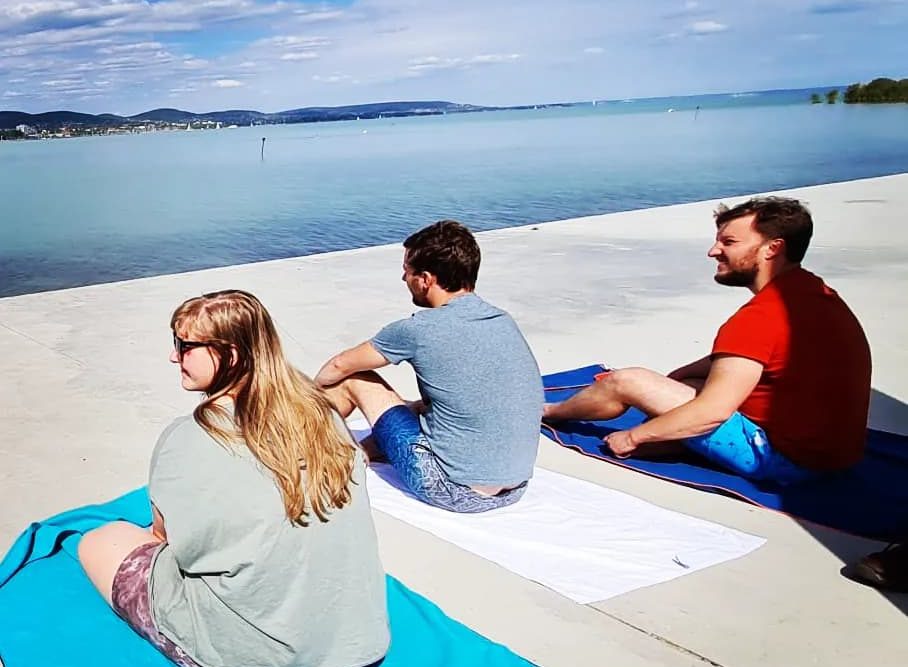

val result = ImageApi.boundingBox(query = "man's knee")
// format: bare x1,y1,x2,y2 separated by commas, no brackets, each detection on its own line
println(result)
340,372,406,424
599,367,655,397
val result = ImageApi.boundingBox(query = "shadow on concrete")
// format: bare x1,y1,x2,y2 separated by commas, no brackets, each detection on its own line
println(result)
795,388,908,616
868,388,908,437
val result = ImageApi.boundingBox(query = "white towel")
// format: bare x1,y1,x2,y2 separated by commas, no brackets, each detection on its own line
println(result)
354,421,765,603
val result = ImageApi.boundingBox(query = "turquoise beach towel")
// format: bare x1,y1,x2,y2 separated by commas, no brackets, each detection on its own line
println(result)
0,489,533,667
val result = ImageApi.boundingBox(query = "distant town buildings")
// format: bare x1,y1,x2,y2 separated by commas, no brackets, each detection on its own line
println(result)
0,119,242,140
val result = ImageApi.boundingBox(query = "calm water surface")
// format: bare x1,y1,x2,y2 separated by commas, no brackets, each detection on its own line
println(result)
2,99,907,296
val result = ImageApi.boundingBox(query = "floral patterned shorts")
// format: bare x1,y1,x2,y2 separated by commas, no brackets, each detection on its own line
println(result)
111,542,199,667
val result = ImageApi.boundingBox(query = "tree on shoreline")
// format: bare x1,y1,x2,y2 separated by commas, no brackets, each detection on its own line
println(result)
810,93,822,104
826,89,839,104
844,78,908,103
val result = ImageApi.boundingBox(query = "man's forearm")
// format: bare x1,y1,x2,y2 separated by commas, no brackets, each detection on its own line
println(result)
314,355,350,387
315,340,390,388
630,400,729,444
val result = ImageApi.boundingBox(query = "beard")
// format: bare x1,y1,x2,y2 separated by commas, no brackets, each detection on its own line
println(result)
410,288,431,307
714,264,758,287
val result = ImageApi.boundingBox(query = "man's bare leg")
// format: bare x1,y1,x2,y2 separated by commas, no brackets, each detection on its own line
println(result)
321,371,407,460
543,367,698,421
543,368,701,458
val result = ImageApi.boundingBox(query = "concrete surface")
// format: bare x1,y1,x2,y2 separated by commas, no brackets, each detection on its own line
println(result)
2,174,907,666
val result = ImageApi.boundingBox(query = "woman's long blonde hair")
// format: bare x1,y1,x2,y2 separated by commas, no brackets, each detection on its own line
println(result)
171,290,354,524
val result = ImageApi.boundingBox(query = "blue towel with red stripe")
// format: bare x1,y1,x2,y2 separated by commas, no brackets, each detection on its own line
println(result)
542,364,908,541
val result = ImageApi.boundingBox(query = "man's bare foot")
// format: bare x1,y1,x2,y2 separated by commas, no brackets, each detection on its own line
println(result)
542,402,563,421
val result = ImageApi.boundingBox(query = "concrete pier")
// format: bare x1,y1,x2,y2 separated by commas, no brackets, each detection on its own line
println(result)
2,174,907,666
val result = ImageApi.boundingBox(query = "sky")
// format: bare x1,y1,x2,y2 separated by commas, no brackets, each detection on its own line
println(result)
1,0,906,115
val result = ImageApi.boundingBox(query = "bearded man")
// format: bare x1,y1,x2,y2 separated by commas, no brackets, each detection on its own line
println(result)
544,197,871,483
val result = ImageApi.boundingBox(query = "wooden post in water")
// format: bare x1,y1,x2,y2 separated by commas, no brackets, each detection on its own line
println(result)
261,137,266,160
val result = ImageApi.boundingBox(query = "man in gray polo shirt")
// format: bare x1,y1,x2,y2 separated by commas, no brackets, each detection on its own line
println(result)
315,220,543,513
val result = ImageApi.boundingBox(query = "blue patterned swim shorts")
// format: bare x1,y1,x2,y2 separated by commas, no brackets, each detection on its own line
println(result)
371,405,527,513
685,412,817,485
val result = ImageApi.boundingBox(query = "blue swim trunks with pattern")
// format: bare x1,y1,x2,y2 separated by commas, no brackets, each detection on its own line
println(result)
371,405,526,513
685,412,817,485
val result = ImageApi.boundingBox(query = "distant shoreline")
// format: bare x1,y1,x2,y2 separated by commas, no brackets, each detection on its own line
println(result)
0,85,843,141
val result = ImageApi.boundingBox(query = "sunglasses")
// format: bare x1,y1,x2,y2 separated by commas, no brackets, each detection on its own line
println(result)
173,333,210,360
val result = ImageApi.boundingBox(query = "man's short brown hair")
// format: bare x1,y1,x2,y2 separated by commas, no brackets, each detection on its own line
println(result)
403,220,480,291
715,196,814,263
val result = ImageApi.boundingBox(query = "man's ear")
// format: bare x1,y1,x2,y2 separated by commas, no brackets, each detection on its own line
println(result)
421,271,438,289
229,345,239,367
764,237,785,260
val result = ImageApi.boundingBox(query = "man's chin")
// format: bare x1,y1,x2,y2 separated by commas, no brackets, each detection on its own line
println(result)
714,271,753,287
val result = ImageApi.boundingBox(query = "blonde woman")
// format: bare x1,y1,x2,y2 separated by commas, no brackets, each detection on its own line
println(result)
78,290,389,667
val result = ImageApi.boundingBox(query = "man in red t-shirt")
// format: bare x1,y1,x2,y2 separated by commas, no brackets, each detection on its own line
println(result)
544,197,872,483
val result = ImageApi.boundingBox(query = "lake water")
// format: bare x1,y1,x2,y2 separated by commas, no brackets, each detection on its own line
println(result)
2,94,908,297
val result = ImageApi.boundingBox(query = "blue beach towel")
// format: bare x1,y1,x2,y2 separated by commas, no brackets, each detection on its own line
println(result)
542,365,908,541
0,489,533,667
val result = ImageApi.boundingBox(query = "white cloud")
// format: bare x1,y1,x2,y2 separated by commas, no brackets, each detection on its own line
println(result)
312,73,352,83
182,58,208,70
688,20,728,34
663,0,710,19
583,46,604,54
97,41,163,55
470,53,520,64
407,52,521,73
42,78,83,87
259,35,330,49
293,9,345,23
212,79,243,88
281,51,319,61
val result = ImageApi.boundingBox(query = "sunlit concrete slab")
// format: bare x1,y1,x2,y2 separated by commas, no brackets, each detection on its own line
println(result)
2,174,907,666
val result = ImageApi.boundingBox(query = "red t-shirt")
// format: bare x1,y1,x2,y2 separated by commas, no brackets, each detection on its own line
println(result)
711,267,871,471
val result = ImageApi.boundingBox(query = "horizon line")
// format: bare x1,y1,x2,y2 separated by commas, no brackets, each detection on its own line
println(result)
1,83,846,118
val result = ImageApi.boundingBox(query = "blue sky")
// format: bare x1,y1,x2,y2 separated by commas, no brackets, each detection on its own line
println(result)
1,0,906,115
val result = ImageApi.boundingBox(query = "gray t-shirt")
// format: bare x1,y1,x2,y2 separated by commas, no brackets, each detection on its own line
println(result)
371,293,543,487
148,413,389,667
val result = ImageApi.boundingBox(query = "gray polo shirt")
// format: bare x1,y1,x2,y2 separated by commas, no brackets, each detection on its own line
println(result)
148,414,389,667
371,293,543,487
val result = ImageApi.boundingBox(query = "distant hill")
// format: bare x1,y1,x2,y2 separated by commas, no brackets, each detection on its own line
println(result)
0,109,111,127
0,101,492,130
129,108,269,124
